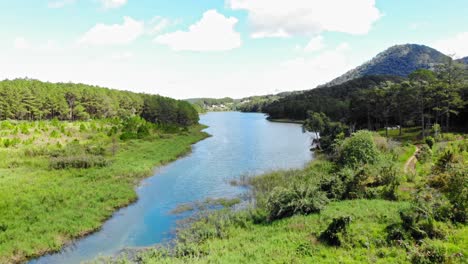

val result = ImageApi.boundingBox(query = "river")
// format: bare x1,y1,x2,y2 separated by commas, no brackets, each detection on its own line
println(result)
30,112,314,264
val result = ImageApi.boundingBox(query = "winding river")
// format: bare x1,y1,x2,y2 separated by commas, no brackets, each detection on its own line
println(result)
30,112,314,264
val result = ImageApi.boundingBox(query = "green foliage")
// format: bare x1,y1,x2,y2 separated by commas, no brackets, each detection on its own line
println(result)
0,120,208,263
0,78,199,127
319,216,351,246
49,155,110,169
425,136,435,148
266,185,329,221
416,145,433,163
338,131,380,168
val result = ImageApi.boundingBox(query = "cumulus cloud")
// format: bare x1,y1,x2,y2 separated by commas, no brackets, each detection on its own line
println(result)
304,35,325,52
99,0,127,9
78,17,144,46
227,0,381,38
154,10,241,52
433,32,468,58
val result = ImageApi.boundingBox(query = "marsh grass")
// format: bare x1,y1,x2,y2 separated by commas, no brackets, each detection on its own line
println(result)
0,120,208,263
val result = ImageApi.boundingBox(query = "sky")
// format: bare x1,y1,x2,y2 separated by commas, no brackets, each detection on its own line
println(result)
0,0,468,99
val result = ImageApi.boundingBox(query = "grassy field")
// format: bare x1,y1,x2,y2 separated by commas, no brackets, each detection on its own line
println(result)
116,131,467,264
134,200,466,264
0,119,208,263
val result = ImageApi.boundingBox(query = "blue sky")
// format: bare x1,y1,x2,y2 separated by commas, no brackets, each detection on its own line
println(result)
0,0,467,98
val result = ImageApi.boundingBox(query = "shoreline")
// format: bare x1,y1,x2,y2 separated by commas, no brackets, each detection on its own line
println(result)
16,126,210,264
267,118,304,124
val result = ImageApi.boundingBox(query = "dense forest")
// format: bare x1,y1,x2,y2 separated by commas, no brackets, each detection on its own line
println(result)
263,59,468,134
0,79,199,127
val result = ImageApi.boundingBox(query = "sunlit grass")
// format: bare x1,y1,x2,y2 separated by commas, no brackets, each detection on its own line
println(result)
0,121,208,263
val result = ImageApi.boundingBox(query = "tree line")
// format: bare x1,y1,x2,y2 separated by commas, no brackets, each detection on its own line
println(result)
263,59,468,134
0,79,199,127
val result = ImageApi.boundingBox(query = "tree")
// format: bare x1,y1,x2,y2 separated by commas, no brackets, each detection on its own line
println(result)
409,69,436,138
65,91,78,120
434,59,466,132
303,111,329,150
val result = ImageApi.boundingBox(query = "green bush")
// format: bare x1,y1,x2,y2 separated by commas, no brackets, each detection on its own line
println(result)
319,216,351,246
416,145,432,164
410,243,446,264
266,185,328,221
50,130,60,138
50,155,110,169
425,136,435,149
338,131,380,168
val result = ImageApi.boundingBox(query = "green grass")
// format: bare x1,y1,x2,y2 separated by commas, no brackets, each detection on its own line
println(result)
132,200,466,264
377,127,422,143
0,120,208,263
118,132,467,264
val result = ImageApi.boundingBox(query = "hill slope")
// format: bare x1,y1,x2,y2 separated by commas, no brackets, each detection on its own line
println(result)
325,44,449,86
263,75,404,121
456,56,468,64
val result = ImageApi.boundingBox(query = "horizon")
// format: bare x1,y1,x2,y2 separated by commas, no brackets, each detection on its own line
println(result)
1,0,468,99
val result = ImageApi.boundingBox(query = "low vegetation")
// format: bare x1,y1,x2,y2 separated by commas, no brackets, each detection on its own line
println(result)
0,118,208,263
110,129,467,264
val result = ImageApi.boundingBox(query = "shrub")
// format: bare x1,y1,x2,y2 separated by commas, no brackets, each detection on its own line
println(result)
410,243,446,264
416,145,432,164
425,136,435,149
338,131,380,168
266,185,329,221
319,216,351,246
50,155,110,169
50,130,60,138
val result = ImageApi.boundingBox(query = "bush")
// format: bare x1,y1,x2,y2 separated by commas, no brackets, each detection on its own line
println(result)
410,243,446,264
338,131,380,168
319,216,351,246
50,155,111,169
266,185,329,221
416,145,432,164
425,136,435,149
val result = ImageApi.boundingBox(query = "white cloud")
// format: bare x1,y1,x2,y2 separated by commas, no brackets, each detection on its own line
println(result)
336,42,350,52
111,51,134,60
227,0,381,38
14,37,30,50
433,32,468,58
154,10,241,52
99,0,127,9
304,35,325,52
147,17,171,35
79,17,144,46
48,0,75,8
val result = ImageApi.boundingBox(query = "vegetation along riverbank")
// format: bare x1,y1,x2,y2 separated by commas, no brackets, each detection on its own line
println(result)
110,130,467,264
0,79,208,263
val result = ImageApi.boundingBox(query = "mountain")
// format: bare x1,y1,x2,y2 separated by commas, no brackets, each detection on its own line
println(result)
325,44,449,87
456,56,468,64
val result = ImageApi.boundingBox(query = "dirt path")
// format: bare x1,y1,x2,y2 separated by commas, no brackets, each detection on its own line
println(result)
404,145,420,174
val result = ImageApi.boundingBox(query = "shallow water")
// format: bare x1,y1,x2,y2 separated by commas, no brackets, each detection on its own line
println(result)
30,112,313,264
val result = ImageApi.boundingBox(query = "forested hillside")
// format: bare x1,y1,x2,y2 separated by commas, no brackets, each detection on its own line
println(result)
0,79,199,127
264,75,403,121
263,59,468,134
325,44,449,87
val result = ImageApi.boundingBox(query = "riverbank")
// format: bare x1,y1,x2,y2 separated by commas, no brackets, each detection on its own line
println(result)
115,132,467,264
0,120,209,263
266,118,304,124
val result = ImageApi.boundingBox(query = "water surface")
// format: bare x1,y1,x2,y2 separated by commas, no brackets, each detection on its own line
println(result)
31,112,313,263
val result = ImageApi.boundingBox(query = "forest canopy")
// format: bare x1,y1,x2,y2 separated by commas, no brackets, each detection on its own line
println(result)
0,79,199,127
